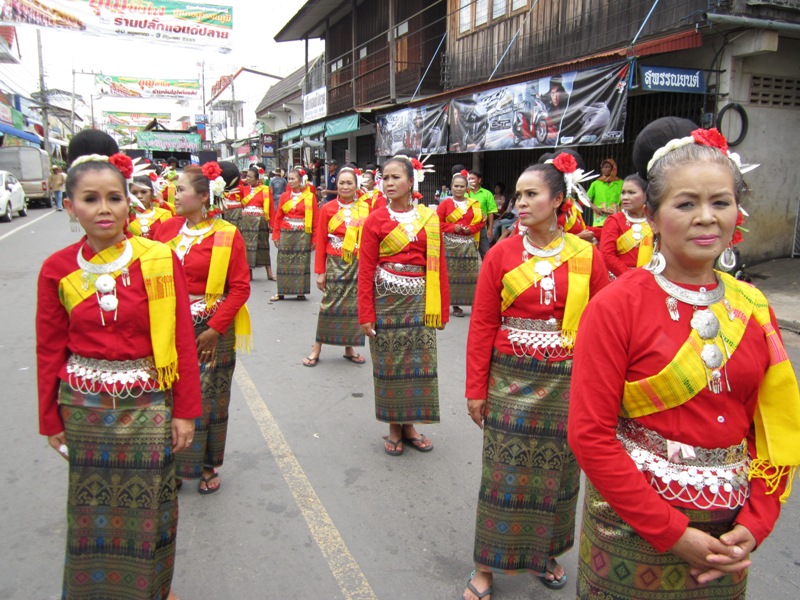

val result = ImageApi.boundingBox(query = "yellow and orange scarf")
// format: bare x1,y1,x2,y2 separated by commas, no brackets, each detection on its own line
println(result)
378,204,443,327
243,184,272,220
446,197,483,245
615,221,654,267
283,188,314,233
328,199,370,263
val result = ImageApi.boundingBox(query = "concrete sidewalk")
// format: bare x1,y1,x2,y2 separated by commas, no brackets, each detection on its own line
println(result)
746,257,800,333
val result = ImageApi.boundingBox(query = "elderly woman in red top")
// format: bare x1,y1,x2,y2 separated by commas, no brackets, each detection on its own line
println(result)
358,167,387,211
155,162,251,495
570,117,800,599
436,170,484,317
599,173,653,278
271,166,318,301
358,155,450,456
241,166,275,281
302,167,370,366
37,152,201,600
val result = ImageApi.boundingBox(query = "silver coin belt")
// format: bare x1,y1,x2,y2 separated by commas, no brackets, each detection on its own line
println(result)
501,316,571,358
189,294,225,324
328,235,344,250
617,418,750,510
242,205,264,216
443,232,475,245
66,354,159,397
375,265,425,297
285,217,306,231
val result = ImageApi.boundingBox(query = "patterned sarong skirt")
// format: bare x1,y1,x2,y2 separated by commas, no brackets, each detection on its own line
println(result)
240,212,271,269
175,317,236,479
59,383,178,600
444,232,480,306
473,351,579,574
223,206,242,230
276,229,312,296
577,482,747,599
316,254,364,347
368,276,439,424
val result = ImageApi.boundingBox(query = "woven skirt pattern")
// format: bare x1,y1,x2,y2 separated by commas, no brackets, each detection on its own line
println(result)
368,287,439,423
444,234,480,306
473,351,579,574
316,255,364,347
175,319,236,479
276,229,311,295
240,213,271,269
59,383,177,600
223,207,242,230
577,482,747,599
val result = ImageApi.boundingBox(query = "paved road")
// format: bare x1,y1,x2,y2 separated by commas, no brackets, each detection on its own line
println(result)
1,207,799,599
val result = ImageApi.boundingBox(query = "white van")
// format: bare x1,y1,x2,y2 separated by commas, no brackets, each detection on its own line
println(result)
0,147,50,206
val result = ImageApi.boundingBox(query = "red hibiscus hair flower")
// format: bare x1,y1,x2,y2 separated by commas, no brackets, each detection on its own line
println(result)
691,128,728,154
731,209,747,245
202,162,222,180
148,172,158,182
460,169,468,177
109,153,133,179
552,152,578,174
411,158,424,171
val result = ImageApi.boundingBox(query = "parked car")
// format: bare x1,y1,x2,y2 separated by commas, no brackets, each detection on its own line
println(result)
0,146,50,207
0,170,27,221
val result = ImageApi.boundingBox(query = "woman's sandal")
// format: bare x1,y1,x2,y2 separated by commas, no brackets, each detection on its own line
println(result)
270,294,284,302
297,294,307,300
453,306,465,317
302,356,320,367
382,436,403,456
198,470,221,495
402,433,434,452
342,353,366,364
540,558,568,589
463,570,492,599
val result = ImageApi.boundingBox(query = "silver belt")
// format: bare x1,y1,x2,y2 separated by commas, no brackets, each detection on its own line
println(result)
328,235,344,250
500,317,569,357
286,217,305,230
444,232,475,245
617,418,750,510
189,294,225,324
66,354,159,397
242,206,264,216
375,265,425,296
382,262,424,273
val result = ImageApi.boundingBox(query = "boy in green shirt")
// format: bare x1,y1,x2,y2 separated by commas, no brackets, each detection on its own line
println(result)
467,170,497,258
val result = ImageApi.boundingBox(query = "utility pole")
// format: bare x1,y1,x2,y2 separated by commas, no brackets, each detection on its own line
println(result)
36,30,51,160
230,74,237,142
70,69,76,135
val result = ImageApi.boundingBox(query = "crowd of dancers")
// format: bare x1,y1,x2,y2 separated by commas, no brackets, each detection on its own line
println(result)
36,117,800,600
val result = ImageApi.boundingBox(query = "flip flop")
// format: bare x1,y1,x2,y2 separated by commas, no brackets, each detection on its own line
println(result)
296,295,307,300
302,356,320,367
453,307,465,317
342,353,366,364
540,558,568,589
270,294,284,302
402,433,434,452
267,276,277,281
382,436,403,456
198,470,220,495
464,570,492,599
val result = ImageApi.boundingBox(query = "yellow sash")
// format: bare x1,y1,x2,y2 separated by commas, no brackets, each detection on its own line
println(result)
328,199,370,263
637,233,654,267
282,188,314,233
621,272,800,500
243,185,271,219
378,205,443,327
129,206,171,237
500,234,593,350
359,189,383,209
615,221,654,267
446,198,483,244
59,237,179,388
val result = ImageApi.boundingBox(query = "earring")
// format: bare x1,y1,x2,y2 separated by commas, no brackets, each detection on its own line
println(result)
548,210,558,233
69,212,81,233
718,244,737,272
202,205,208,220
644,236,666,274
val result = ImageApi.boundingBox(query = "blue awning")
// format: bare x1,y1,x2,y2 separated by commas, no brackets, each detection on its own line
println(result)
0,122,40,144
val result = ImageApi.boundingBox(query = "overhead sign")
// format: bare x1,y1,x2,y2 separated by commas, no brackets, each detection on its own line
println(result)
640,65,705,94
95,75,200,99
136,131,201,153
0,0,233,52
303,87,327,122
103,112,171,128
376,103,449,157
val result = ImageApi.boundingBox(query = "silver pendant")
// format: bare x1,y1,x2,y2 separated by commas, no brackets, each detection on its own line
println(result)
98,294,119,312
700,343,724,369
691,310,720,339
95,274,116,294
722,299,736,321
81,271,90,291
666,297,680,321
534,261,553,277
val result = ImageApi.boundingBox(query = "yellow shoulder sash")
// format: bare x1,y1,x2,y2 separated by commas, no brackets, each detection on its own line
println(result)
328,200,370,263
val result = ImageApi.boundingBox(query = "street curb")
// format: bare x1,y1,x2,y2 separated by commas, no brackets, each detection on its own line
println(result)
778,318,800,335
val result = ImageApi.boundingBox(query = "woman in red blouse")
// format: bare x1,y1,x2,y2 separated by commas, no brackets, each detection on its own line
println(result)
271,167,318,301
436,171,483,317
358,155,449,456
599,173,652,278
155,164,251,495
241,166,275,281
37,153,201,600
129,174,172,239
569,117,800,599
462,158,608,600
302,167,369,366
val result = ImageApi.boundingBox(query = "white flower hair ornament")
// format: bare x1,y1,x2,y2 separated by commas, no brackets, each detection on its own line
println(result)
210,176,226,198
411,155,435,185
544,153,598,208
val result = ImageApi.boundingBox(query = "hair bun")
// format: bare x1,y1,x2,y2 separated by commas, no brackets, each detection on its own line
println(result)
632,117,697,180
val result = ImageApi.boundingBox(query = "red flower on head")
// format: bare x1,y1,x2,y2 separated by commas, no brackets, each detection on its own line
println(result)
412,191,423,201
297,168,306,177
258,167,265,175
148,172,158,182
731,209,747,245
109,153,133,179
411,158,423,171
552,153,578,174
202,162,222,181
691,128,728,154
460,169,468,177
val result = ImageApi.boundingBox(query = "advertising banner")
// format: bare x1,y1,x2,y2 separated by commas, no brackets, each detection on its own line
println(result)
95,75,200,99
376,102,449,157
640,65,705,94
136,131,201,153
103,112,171,128
448,62,629,152
0,0,233,51
303,87,327,122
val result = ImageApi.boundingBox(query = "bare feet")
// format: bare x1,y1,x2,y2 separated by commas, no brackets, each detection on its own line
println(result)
463,570,493,600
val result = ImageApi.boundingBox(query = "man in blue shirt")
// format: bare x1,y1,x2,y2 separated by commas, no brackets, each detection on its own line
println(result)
320,159,339,204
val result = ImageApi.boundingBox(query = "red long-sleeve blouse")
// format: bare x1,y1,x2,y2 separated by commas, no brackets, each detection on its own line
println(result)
271,190,318,241
436,198,486,234
465,234,608,400
155,218,250,335
36,237,202,435
315,199,364,273
599,212,640,277
242,185,272,220
357,207,450,324
569,268,786,552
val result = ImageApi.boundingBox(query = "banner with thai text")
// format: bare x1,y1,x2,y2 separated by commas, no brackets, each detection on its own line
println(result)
0,0,233,52
96,75,200,99
102,112,172,129
448,62,629,151
136,131,201,153
639,65,705,94
376,102,448,157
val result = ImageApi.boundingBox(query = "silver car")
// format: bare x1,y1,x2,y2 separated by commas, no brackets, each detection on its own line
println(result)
0,170,28,222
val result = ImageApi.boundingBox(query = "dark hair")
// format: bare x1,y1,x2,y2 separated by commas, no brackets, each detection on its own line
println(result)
166,156,179,166
336,168,358,185
451,163,466,176
493,182,506,194
537,148,586,172
67,130,119,167
519,163,566,199
65,161,127,199
451,173,468,186
246,167,261,183
131,175,155,193
623,173,646,192
469,170,483,179
219,161,240,190
383,155,414,181
180,165,210,201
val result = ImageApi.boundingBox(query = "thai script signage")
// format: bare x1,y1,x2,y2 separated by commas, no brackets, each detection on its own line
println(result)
640,66,705,93
136,131,201,152
303,87,327,123
96,75,200,99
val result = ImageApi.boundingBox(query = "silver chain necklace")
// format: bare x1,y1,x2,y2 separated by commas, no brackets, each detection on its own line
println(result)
522,233,565,258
